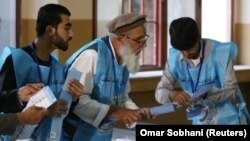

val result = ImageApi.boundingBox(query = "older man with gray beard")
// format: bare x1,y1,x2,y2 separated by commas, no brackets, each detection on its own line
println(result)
119,41,141,73
63,13,152,141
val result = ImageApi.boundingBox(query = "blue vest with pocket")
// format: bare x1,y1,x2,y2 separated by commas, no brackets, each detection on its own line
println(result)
64,37,129,141
0,46,64,140
169,39,250,124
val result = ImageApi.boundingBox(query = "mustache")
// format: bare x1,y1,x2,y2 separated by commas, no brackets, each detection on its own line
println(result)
67,37,73,42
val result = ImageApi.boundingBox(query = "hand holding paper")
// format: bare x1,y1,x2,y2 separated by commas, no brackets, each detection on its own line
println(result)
188,83,216,104
62,68,83,101
23,86,57,111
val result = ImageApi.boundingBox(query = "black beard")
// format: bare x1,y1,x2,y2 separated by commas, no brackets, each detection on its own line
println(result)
51,32,71,51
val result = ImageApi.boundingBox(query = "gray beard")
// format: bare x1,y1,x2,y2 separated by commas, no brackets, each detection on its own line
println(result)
120,45,140,74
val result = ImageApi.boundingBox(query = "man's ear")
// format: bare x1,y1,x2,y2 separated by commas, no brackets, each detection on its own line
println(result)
46,25,55,36
116,34,124,41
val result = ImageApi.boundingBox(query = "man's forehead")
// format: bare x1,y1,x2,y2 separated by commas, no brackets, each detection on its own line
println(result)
60,15,71,25
130,26,147,37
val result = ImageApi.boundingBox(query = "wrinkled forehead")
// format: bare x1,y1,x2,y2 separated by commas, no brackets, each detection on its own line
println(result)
128,25,147,38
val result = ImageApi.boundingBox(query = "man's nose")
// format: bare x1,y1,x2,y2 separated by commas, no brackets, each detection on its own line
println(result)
182,50,190,57
70,30,74,37
136,43,147,54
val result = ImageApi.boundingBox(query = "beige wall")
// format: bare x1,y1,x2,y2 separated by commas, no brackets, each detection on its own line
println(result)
58,20,93,63
235,0,250,65
235,24,250,64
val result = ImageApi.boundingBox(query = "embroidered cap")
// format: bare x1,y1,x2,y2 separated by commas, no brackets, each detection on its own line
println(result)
106,13,147,34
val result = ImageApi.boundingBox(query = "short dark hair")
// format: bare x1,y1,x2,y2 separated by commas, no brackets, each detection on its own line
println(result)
36,3,71,37
169,17,200,50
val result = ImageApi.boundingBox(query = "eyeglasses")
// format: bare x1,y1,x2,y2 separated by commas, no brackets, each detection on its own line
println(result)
121,34,149,45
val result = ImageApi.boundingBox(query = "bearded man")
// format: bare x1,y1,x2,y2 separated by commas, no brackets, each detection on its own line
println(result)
63,13,153,141
0,4,83,141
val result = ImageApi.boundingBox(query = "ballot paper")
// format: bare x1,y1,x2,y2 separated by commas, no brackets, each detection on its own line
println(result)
188,83,216,104
49,68,82,141
149,103,175,116
62,68,82,91
23,86,57,111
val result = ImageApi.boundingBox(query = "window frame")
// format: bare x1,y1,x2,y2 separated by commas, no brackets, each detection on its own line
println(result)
93,0,234,71
121,0,167,71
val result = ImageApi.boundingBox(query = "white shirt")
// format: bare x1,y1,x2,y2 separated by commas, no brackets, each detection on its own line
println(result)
70,39,138,127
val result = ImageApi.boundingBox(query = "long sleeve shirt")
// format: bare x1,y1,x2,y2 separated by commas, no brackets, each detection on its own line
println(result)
0,113,19,135
155,39,237,104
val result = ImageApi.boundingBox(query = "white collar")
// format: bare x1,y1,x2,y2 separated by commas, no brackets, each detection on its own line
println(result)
108,36,118,62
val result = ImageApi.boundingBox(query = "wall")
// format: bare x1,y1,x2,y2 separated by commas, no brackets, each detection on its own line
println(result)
20,0,93,64
235,0,250,65
97,0,121,37
0,0,16,53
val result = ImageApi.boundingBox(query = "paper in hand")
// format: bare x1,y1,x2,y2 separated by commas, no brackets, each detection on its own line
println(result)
149,103,175,116
63,68,82,91
23,86,57,111
188,83,216,104
81,72,93,93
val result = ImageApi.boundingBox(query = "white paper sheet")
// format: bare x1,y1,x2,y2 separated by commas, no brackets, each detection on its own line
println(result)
23,86,57,111
63,68,82,91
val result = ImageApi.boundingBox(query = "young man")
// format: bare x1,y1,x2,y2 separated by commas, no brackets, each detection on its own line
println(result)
155,17,250,124
63,13,152,140
0,11,46,138
0,4,83,140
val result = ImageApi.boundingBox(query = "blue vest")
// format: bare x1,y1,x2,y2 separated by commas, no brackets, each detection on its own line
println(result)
64,37,129,141
169,39,249,124
0,46,64,140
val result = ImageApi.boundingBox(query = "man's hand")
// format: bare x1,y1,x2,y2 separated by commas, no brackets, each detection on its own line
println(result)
67,79,83,101
18,106,48,125
18,83,44,102
170,90,190,106
137,108,156,120
108,107,140,125
47,99,68,117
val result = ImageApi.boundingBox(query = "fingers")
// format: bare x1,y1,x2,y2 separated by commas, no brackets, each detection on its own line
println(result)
117,109,140,125
123,111,140,125
47,100,68,117
26,84,42,95
55,100,68,116
68,79,83,95
141,108,151,119
137,108,153,120
174,91,190,105
29,83,44,90
18,83,44,102
67,79,84,101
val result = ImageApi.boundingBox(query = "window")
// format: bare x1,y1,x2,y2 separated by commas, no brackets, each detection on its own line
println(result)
95,0,233,71
202,0,233,42
0,0,18,52
122,0,167,71
95,0,166,71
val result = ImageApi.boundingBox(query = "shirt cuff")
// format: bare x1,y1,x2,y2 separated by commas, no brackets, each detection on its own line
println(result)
92,104,110,127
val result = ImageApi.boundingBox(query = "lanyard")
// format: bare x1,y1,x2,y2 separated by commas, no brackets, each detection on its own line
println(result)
29,43,52,85
105,37,126,106
187,40,205,93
